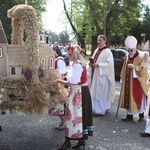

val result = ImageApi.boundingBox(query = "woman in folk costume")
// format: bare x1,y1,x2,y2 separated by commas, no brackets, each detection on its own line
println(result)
49,45,67,130
119,36,149,122
89,35,116,116
53,45,67,81
56,43,93,150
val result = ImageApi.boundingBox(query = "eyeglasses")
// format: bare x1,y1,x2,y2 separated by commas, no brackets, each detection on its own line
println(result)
128,49,134,52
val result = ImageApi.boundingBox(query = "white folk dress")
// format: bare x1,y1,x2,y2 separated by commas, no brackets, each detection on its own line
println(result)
49,56,67,116
65,60,83,139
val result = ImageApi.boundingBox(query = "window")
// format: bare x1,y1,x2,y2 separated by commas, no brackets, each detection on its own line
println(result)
11,67,16,75
40,35,43,41
40,58,46,70
117,51,126,60
49,57,54,69
0,47,3,57
111,49,116,59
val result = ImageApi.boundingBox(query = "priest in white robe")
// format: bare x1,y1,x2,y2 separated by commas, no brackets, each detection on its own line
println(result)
89,35,116,116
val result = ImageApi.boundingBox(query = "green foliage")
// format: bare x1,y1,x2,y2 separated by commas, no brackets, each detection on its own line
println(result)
63,0,149,51
59,31,70,46
131,5,150,42
0,0,48,43
1,0,150,48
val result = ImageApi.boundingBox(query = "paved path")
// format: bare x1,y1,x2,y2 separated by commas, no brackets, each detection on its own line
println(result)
0,81,150,150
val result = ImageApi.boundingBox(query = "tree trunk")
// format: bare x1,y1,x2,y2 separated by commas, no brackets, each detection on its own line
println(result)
91,36,98,55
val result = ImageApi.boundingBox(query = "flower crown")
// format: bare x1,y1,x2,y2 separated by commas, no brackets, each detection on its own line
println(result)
52,45,59,51
65,43,79,53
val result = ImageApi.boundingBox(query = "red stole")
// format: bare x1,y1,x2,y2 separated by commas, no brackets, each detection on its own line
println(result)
124,51,144,109
91,46,109,82
94,46,109,62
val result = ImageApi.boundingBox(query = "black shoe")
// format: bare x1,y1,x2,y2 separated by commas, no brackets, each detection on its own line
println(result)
92,113,104,117
122,115,133,121
122,117,133,121
138,113,144,122
72,140,86,149
0,125,2,132
1,111,6,115
140,132,150,137
57,139,71,150
92,113,100,117
138,117,144,122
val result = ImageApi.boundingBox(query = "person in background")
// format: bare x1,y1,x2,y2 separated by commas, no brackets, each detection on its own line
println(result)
118,36,148,122
143,40,150,52
0,110,6,132
140,51,150,137
56,44,93,150
89,35,115,116
48,45,67,130
143,51,149,63
140,111,150,137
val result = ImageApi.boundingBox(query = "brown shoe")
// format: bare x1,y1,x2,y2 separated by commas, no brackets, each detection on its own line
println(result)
56,126,65,130
140,132,150,137
57,139,71,150
55,120,65,130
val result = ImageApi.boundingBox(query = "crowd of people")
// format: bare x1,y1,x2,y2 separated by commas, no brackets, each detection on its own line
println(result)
1,35,150,149
49,35,150,150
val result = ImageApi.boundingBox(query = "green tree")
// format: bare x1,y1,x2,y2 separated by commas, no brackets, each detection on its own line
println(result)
62,0,145,54
0,0,48,43
142,5,150,40
130,5,150,45
59,31,70,46
62,0,89,53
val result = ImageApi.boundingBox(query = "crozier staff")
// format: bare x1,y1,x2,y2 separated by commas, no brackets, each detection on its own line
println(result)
118,36,148,122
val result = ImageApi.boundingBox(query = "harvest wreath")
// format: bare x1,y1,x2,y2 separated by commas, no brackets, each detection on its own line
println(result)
0,4,67,115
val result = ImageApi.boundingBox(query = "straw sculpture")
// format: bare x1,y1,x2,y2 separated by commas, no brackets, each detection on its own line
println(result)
0,4,67,115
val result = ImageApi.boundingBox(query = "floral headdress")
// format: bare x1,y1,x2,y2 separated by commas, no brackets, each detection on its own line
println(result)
66,43,87,66
65,43,79,54
52,44,59,51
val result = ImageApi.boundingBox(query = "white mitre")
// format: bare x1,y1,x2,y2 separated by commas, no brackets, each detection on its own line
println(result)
125,36,137,49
